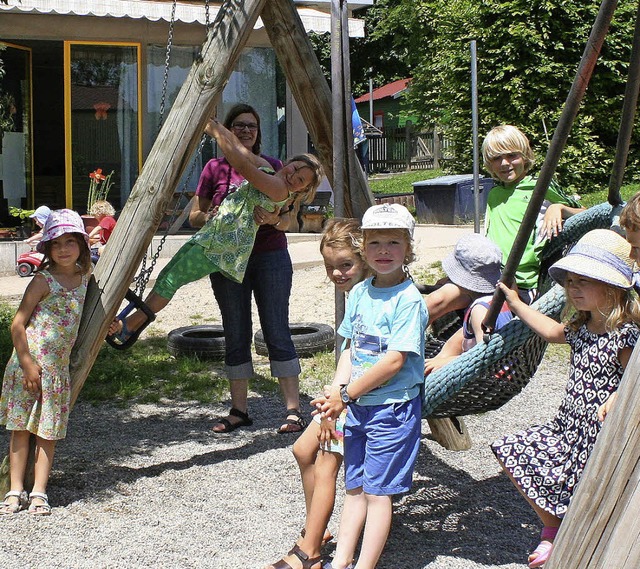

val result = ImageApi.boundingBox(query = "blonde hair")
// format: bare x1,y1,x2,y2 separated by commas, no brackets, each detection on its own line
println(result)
321,217,369,272
89,200,116,217
362,227,416,266
620,192,640,232
564,284,640,332
286,153,323,205
482,125,535,180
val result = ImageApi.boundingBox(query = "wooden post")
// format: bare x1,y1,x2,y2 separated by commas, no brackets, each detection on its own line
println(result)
545,342,640,568
68,0,268,404
261,0,374,219
405,121,413,171
427,417,472,451
433,125,440,170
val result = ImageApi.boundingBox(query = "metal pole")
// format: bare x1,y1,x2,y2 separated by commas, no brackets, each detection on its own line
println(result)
483,0,618,332
470,40,480,233
607,0,640,206
369,69,374,125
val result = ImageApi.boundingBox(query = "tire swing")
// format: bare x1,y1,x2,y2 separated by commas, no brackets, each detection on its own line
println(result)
254,323,335,357
167,325,226,360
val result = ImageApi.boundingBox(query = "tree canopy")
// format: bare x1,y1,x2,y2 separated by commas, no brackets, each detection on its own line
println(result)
345,0,639,193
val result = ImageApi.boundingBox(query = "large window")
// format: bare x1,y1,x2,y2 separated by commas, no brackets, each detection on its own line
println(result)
65,42,141,212
144,45,283,197
0,42,32,223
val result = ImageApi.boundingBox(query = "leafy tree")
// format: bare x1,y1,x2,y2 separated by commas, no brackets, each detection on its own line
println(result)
371,0,639,193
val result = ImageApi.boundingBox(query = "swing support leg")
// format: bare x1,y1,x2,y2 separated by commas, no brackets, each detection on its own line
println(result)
427,416,472,451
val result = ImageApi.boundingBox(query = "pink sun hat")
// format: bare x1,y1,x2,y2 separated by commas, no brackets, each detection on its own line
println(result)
36,209,90,253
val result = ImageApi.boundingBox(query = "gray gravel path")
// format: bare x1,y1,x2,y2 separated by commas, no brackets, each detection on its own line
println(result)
0,347,568,569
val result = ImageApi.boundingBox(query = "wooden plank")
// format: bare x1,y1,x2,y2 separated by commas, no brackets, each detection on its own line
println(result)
67,0,268,405
261,0,374,218
545,342,640,568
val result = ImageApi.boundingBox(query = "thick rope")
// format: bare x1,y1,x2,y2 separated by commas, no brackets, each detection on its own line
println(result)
423,202,617,417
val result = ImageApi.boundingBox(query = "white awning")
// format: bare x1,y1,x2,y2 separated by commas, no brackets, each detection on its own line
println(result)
0,1,365,37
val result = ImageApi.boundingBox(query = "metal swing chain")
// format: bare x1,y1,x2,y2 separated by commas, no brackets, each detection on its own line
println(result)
133,0,212,297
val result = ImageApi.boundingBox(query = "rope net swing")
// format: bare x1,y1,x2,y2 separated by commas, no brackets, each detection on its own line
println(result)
422,0,635,421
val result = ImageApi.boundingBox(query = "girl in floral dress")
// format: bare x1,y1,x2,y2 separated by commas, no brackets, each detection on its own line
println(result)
111,117,322,346
492,228,640,567
0,209,92,516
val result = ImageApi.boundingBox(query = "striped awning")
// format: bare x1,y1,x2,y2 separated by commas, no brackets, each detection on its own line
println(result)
0,0,365,37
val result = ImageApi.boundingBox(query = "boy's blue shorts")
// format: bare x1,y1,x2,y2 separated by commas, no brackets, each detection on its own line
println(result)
343,396,421,496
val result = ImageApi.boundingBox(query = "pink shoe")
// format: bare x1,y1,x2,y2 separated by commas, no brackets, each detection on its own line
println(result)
528,526,559,568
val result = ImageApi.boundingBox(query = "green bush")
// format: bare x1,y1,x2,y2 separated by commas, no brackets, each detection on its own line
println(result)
0,303,14,367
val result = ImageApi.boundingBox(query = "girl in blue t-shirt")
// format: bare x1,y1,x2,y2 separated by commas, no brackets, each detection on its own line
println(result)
313,204,428,569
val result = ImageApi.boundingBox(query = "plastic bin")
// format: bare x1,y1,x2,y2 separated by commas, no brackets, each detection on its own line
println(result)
412,174,494,224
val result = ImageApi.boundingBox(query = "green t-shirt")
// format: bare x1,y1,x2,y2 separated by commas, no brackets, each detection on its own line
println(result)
485,175,580,290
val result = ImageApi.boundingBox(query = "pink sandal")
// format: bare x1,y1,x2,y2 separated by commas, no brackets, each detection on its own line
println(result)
528,526,559,568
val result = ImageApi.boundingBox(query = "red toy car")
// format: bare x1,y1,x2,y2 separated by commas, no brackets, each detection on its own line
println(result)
16,249,44,277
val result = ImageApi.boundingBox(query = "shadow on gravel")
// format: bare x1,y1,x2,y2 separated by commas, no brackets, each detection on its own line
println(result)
379,443,538,568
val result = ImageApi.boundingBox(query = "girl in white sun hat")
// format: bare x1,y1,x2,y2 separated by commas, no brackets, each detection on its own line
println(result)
491,228,640,567
0,209,91,516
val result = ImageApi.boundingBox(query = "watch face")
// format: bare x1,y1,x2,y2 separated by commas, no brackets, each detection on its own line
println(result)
341,386,350,403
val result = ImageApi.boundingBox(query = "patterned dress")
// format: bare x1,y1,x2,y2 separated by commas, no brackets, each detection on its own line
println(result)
491,322,639,518
192,169,290,282
0,270,88,440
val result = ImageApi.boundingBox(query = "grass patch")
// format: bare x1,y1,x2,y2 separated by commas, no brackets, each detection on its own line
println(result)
368,169,443,196
579,182,640,208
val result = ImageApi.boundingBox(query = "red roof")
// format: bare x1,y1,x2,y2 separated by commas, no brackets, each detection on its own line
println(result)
354,78,411,103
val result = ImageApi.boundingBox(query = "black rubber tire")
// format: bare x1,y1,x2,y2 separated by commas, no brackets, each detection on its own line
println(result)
254,322,335,358
16,262,34,277
167,325,226,360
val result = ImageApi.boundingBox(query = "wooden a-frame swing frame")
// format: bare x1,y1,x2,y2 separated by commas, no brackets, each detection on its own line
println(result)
67,0,374,406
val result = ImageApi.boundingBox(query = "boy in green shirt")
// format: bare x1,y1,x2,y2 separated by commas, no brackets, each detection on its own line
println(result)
483,125,584,301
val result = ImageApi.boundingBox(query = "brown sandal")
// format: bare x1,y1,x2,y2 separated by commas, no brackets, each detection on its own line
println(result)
212,407,253,433
270,544,322,569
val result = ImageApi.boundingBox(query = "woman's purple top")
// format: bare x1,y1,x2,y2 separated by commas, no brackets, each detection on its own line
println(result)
196,155,286,254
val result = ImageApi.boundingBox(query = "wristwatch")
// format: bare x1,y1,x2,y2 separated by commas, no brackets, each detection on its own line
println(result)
340,384,354,404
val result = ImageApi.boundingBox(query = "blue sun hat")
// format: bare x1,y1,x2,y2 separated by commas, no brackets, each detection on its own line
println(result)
442,233,502,294
548,229,634,290
36,209,90,253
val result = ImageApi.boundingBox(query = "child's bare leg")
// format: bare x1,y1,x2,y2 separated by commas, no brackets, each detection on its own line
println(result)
8,430,29,493
32,437,55,495
299,449,342,556
123,291,170,332
293,421,321,513
354,493,392,569
332,488,367,568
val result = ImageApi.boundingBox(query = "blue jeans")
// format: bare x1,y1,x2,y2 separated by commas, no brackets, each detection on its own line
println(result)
209,248,300,380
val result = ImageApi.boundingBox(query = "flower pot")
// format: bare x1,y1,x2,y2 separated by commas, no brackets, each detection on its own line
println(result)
81,215,98,233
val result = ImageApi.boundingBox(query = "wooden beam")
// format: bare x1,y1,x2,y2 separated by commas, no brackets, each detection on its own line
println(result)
545,341,640,568
261,0,374,219
68,0,267,404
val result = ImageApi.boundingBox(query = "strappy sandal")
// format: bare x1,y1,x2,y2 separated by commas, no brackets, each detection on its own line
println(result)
0,490,28,515
211,407,253,433
528,526,559,568
269,544,322,569
28,492,52,516
277,408,307,434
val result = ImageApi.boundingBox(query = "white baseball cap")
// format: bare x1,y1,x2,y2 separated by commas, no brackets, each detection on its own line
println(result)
361,204,416,237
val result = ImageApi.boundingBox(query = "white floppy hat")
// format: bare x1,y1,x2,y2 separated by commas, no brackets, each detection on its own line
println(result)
548,229,634,290
442,233,502,294
37,209,90,253
30,205,51,226
361,203,416,237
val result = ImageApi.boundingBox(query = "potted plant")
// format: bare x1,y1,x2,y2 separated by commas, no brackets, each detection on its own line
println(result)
8,206,35,239
84,168,114,231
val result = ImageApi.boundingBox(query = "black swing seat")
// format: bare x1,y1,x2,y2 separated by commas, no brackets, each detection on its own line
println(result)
105,290,157,350
422,201,619,419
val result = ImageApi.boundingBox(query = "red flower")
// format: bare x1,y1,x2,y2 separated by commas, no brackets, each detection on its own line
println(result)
89,169,106,182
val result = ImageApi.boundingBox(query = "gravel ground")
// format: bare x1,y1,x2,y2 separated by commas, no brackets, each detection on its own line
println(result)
0,263,569,569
